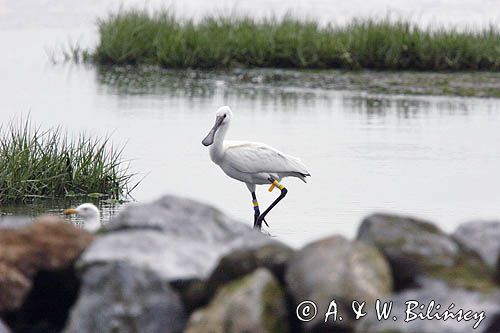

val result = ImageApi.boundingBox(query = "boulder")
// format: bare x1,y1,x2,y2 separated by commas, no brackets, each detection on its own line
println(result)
357,213,493,290
357,280,500,333
185,268,288,333
209,242,293,284
173,243,293,311
202,242,293,303
64,262,186,333
0,217,93,311
78,195,282,282
453,221,500,269
105,194,250,235
285,235,392,332
176,242,293,311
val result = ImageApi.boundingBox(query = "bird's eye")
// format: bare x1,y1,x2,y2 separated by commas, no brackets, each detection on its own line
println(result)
223,114,227,118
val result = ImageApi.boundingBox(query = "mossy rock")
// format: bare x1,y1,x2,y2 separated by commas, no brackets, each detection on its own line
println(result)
185,268,289,333
172,242,293,311
453,221,500,269
357,213,495,291
206,242,293,291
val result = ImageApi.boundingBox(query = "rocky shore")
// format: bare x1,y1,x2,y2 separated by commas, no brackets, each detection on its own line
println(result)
0,195,499,333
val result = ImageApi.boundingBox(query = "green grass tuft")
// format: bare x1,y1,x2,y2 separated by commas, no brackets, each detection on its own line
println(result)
88,10,500,71
0,118,137,204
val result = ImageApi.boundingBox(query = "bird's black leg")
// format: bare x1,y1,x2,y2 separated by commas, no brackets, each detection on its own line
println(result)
255,177,288,229
252,192,269,229
252,192,260,229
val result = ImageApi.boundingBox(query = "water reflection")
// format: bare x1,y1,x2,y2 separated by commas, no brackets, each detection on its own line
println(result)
96,65,482,119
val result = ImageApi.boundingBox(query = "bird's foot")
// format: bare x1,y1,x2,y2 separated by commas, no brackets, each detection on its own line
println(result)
254,215,269,230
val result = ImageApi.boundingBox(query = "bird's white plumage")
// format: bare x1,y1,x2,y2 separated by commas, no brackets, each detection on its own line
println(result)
223,141,308,179
64,203,101,233
203,106,310,187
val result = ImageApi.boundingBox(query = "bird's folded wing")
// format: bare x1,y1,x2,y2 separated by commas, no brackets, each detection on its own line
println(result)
224,142,308,174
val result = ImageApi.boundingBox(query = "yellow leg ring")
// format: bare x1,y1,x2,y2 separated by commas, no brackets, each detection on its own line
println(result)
252,201,259,207
268,180,284,192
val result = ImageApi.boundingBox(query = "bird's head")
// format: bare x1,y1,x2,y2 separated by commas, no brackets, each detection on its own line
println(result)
215,105,233,120
64,203,100,220
202,106,233,146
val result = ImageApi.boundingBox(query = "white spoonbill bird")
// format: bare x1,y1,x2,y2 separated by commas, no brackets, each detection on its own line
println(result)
202,106,310,230
64,203,101,233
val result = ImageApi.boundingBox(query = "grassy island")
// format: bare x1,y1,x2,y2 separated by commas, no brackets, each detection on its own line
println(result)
89,10,500,71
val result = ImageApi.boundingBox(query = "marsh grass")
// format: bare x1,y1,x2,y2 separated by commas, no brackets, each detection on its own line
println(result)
0,119,137,203
90,11,500,70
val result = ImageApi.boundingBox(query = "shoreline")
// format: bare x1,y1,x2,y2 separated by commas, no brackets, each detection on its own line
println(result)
96,65,500,98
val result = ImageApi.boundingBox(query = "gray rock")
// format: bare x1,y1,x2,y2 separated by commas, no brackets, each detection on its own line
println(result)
180,242,293,310
0,320,11,333
185,268,289,333
358,214,459,267
453,221,500,269
106,194,249,236
206,242,293,291
357,213,492,290
357,280,500,333
286,235,392,332
79,195,280,282
64,261,186,333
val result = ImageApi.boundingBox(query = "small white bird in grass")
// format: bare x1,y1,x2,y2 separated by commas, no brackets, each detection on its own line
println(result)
64,203,101,233
202,106,310,230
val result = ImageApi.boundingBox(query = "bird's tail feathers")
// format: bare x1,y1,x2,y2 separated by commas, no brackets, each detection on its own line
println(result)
285,172,310,183
299,172,311,183
286,155,310,175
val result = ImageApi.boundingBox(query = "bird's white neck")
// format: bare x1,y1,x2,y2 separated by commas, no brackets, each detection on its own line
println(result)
209,122,228,164
84,216,101,233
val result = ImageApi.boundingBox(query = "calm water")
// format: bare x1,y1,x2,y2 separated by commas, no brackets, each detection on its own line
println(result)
1,1,500,246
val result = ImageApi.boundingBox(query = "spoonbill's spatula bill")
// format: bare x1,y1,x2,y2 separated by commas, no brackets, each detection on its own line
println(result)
202,106,310,230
